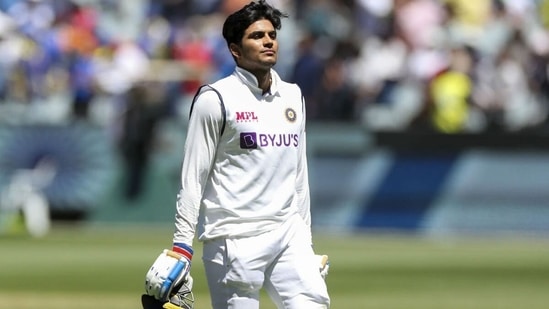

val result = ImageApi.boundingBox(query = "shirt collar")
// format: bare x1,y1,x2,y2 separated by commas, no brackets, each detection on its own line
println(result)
234,66,280,96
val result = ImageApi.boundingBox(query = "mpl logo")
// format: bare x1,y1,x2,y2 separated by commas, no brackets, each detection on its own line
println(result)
236,111,258,122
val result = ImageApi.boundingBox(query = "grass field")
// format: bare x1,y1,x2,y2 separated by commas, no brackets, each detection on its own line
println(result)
2,224,549,309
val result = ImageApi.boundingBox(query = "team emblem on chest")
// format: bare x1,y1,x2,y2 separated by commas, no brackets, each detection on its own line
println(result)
285,108,297,123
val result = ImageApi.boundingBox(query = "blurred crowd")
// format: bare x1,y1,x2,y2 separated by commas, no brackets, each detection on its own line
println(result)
0,0,548,136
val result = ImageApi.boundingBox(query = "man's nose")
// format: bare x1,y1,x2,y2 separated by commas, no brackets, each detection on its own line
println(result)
263,36,274,46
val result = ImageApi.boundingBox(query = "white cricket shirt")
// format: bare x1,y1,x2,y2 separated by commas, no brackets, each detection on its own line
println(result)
173,67,311,246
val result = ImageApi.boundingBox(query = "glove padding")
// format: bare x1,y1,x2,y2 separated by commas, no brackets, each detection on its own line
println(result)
315,254,330,279
142,276,194,309
164,275,194,309
145,249,191,301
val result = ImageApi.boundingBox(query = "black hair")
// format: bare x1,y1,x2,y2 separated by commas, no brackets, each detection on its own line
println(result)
222,0,288,47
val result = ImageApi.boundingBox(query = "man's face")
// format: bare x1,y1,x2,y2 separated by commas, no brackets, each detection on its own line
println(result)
231,19,278,72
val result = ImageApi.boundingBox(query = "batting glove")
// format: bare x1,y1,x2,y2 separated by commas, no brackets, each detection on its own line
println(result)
145,244,193,301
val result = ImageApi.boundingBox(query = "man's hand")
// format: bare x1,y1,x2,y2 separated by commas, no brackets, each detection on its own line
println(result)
163,275,194,309
142,274,194,309
315,254,330,280
145,249,192,301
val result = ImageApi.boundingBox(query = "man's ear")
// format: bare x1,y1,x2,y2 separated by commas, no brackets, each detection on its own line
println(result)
229,43,241,59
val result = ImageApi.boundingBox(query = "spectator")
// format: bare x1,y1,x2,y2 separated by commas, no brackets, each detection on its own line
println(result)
0,0,548,134
290,32,324,118
426,45,475,133
119,82,165,200
312,55,358,121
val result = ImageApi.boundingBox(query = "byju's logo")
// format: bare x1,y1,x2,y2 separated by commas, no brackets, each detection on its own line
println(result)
240,132,257,149
240,132,299,149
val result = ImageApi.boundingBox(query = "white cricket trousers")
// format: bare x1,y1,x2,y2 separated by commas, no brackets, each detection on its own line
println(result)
202,214,330,309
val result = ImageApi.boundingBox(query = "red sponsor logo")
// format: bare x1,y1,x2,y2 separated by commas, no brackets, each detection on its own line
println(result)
236,111,258,122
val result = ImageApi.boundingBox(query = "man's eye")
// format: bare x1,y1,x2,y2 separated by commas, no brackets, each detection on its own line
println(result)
269,32,277,39
252,33,264,39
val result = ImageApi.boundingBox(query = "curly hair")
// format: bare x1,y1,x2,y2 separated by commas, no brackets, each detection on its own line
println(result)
222,0,288,47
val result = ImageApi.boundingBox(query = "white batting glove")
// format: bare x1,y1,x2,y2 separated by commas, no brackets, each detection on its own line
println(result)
145,249,192,301
315,254,330,279
164,275,194,309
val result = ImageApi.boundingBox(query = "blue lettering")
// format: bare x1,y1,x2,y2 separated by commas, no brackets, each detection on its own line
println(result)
259,134,269,147
256,134,299,147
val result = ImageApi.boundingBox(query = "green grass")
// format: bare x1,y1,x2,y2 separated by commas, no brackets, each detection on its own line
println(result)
1,224,549,309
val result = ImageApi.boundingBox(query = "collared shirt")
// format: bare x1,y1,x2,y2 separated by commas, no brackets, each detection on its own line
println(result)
173,67,311,245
